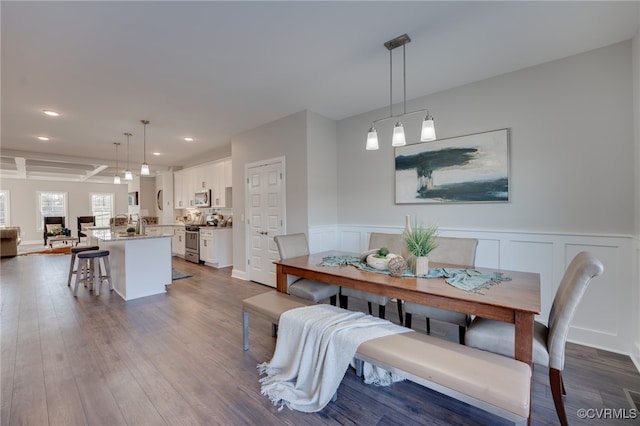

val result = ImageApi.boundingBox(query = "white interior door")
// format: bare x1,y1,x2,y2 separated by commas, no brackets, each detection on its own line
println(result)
246,159,284,287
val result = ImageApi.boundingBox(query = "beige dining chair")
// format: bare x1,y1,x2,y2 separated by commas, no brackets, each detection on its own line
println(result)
340,232,407,323
403,236,478,344
464,251,603,426
273,233,340,305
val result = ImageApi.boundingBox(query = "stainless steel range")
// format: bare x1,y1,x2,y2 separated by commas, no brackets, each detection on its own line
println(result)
184,225,200,264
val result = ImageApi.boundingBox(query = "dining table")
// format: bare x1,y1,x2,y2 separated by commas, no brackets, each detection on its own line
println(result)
274,250,541,367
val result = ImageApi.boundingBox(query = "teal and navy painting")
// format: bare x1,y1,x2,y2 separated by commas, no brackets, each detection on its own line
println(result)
395,129,509,204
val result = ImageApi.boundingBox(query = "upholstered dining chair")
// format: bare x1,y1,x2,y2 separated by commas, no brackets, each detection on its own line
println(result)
465,251,603,426
340,232,408,324
77,215,96,243
273,233,340,305
43,216,66,245
403,237,478,343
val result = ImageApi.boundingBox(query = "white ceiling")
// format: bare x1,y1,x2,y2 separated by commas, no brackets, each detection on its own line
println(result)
1,1,638,183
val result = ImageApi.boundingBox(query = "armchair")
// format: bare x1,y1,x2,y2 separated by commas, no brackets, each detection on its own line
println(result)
77,216,96,243
0,227,21,257
43,216,66,245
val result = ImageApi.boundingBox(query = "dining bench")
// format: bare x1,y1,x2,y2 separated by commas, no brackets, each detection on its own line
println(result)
242,291,531,425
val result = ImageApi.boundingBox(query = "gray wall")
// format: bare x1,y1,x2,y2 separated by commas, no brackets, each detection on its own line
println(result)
306,111,338,226
0,178,128,243
336,41,634,235
231,110,309,270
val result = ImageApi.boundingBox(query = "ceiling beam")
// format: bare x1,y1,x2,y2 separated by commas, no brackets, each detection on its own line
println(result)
14,157,26,179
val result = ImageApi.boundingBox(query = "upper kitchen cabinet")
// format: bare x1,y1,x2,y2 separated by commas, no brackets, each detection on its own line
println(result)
173,158,232,210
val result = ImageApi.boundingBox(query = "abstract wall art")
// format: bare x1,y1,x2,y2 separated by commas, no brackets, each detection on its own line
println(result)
395,128,509,204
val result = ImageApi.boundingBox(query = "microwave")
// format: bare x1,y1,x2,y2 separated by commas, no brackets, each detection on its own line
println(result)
194,190,211,207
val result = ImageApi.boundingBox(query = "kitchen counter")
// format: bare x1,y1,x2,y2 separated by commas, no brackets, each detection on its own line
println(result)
89,229,172,301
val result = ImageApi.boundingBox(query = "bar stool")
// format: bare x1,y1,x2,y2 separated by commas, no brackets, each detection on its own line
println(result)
67,246,100,288
75,250,112,297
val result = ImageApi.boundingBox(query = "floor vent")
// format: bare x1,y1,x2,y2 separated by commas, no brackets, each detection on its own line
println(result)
624,388,640,410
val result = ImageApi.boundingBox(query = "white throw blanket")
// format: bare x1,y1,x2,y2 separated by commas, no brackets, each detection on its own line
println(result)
258,304,411,412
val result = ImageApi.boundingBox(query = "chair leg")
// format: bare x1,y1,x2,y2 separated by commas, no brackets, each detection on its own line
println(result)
550,368,569,426
426,317,431,334
405,313,412,328
396,299,403,325
339,294,348,309
458,325,465,345
378,305,385,319
367,302,373,315
329,295,337,306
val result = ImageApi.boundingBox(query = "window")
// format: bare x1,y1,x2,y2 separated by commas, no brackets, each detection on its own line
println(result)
37,191,67,230
91,193,114,226
0,190,10,226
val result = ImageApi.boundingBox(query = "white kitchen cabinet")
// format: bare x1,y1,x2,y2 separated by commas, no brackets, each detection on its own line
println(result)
198,228,232,268
174,172,186,208
173,227,185,257
224,158,232,187
211,161,224,208
199,228,215,264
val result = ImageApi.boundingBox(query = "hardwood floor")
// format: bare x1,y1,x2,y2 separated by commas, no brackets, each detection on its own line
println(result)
2,253,638,425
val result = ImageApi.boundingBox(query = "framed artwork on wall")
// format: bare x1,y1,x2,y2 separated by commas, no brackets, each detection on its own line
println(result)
395,128,509,204
128,191,139,206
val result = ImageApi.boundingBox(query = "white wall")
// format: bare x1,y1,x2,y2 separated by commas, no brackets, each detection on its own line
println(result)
0,178,128,243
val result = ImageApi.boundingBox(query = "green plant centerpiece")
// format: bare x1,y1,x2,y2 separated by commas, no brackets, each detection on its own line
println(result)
403,220,438,276
126,226,136,236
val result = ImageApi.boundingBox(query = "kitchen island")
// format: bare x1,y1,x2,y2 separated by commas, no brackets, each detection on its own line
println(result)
88,229,173,301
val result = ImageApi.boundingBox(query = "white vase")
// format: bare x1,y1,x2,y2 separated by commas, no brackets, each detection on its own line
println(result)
414,256,429,277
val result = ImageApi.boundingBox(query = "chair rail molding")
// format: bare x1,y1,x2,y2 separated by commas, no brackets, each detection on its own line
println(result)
309,224,636,360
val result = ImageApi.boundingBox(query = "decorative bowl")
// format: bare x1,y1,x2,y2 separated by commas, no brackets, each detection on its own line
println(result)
366,253,398,270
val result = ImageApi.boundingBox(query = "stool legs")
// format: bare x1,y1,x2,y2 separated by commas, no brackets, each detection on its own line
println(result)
67,251,77,287
73,254,112,297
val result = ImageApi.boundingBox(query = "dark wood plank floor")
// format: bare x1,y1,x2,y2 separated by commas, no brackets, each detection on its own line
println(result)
2,253,639,425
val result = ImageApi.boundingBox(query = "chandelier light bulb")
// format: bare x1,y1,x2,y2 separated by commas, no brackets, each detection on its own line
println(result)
420,114,436,142
391,122,406,147
366,127,379,150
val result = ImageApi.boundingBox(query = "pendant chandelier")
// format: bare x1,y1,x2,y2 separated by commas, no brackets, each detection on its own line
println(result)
113,142,121,184
366,33,436,151
124,132,133,181
140,120,150,176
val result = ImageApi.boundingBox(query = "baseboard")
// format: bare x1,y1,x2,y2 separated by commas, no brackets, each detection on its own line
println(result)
232,268,247,281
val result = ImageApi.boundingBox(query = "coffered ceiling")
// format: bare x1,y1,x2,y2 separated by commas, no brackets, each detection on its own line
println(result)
1,1,638,183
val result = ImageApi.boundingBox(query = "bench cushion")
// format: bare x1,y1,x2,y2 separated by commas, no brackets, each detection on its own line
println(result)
242,291,313,321
356,332,531,418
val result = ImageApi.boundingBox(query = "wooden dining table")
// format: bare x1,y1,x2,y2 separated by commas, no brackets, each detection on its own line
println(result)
275,250,541,367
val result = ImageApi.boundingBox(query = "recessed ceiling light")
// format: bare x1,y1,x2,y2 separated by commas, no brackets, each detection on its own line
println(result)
42,110,60,117
152,152,161,156
183,137,194,142
37,136,50,141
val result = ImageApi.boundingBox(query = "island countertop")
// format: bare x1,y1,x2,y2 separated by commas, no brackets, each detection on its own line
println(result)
89,229,172,241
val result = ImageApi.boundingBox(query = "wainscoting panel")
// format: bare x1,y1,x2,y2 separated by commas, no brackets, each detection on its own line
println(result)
308,224,635,356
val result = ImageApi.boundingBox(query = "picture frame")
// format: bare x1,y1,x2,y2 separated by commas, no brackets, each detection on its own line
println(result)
395,128,509,204
128,191,139,206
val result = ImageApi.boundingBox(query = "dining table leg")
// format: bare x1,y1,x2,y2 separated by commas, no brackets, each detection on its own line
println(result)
514,311,535,425
276,264,287,293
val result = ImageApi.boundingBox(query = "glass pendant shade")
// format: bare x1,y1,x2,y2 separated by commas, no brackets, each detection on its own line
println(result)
124,170,133,181
141,162,150,176
420,115,436,141
113,175,121,184
391,122,406,147
366,127,379,150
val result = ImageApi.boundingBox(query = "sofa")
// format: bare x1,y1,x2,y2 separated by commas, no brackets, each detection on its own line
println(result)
0,227,21,257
